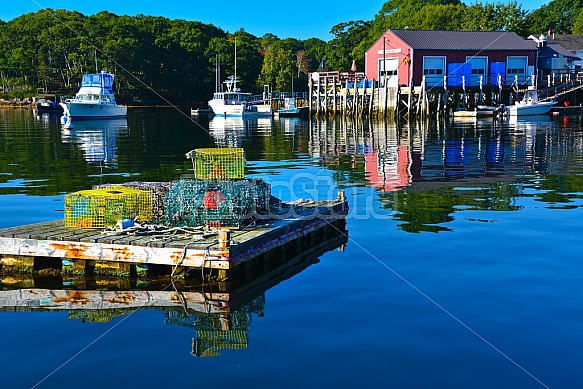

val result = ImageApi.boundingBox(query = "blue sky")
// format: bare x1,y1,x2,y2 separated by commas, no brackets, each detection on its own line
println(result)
2,0,551,41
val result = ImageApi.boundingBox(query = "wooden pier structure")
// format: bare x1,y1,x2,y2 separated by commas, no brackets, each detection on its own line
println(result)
306,71,583,120
0,195,348,281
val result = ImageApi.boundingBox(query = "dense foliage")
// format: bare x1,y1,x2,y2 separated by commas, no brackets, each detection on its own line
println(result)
0,1,581,103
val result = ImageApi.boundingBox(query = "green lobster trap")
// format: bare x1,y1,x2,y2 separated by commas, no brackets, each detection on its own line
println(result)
165,178,271,228
186,148,245,180
65,186,153,228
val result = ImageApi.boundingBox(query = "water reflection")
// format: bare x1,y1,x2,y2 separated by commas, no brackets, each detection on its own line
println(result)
208,116,273,148
60,118,128,168
0,220,347,357
304,116,583,232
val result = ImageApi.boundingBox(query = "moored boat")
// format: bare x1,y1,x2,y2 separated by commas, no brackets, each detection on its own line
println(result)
507,86,556,116
208,38,272,118
60,71,127,118
276,97,309,117
34,94,64,113
208,76,272,117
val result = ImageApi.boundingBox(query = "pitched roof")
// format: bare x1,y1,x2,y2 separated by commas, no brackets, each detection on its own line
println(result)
389,29,536,51
547,34,583,50
543,43,582,60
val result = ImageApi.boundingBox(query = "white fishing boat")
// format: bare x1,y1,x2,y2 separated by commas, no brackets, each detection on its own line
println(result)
507,86,556,116
208,76,272,118
208,39,272,118
60,71,127,118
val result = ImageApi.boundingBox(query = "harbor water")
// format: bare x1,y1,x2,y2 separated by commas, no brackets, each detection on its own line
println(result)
0,107,582,388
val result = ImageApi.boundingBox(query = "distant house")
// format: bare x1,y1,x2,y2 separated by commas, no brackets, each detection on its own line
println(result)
543,33,583,73
364,30,539,89
528,33,581,79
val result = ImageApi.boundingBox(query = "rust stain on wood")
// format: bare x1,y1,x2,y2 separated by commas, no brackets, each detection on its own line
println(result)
53,291,90,305
48,242,89,258
104,292,136,305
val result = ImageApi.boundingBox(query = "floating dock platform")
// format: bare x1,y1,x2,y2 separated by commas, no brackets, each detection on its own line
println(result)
0,195,348,281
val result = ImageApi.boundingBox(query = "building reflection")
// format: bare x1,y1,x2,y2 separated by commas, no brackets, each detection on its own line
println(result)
0,220,347,357
303,115,583,232
305,116,583,190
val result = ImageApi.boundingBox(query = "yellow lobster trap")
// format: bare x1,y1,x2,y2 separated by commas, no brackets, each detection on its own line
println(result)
64,186,153,228
186,148,245,180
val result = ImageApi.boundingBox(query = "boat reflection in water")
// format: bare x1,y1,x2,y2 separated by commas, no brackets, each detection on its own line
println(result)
60,118,128,168
208,116,273,147
0,220,347,357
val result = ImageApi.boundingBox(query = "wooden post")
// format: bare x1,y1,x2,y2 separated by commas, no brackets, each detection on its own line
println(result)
369,81,375,116
343,79,348,116
408,76,413,119
443,75,448,118
354,81,359,117
94,261,131,277
324,76,328,115
62,259,87,276
219,229,231,250
332,77,337,114
362,80,367,116
317,77,321,116
0,255,35,273
308,78,313,117
384,78,389,117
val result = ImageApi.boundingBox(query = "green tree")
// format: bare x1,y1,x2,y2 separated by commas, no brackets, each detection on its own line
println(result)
461,2,528,35
408,4,465,30
206,30,263,94
526,0,583,34
257,43,295,91
573,9,583,33
326,20,371,71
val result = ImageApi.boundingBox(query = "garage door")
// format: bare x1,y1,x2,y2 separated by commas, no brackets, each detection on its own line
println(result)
507,56,528,84
379,57,399,87
466,56,487,86
423,56,445,87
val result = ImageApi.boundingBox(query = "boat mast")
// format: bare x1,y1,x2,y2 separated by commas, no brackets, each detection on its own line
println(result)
234,37,237,91
215,53,220,93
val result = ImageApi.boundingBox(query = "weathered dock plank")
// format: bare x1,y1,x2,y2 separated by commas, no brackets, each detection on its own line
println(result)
0,198,348,278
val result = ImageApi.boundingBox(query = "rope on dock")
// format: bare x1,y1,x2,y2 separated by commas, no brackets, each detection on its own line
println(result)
101,222,219,241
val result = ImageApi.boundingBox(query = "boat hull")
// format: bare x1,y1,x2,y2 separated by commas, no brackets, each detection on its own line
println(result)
276,106,309,117
209,101,272,117
61,101,127,118
507,102,556,116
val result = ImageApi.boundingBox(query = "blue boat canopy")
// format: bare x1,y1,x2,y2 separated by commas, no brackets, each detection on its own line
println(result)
81,73,114,93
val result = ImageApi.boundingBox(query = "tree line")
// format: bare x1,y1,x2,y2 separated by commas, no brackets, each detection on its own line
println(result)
1,0,582,104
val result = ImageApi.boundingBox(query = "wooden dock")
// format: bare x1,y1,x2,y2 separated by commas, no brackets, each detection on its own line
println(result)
0,226,347,357
0,196,348,281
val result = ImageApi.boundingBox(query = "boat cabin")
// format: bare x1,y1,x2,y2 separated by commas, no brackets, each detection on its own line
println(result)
520,86,539,105
213,92,252,102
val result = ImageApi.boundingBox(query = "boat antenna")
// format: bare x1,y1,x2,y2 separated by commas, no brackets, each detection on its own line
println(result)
94,49,98,73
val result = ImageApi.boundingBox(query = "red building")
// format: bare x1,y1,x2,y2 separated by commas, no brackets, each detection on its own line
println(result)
365,30,538,89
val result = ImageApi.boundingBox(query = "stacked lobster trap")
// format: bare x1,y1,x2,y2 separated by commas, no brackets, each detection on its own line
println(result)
63,148,270,229
64,186,153,228
164,148,271,228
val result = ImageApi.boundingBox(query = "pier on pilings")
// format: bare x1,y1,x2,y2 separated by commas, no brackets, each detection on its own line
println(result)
306,72,583,121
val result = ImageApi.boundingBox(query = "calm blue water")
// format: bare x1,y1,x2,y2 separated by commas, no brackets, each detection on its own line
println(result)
1,108,582,388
